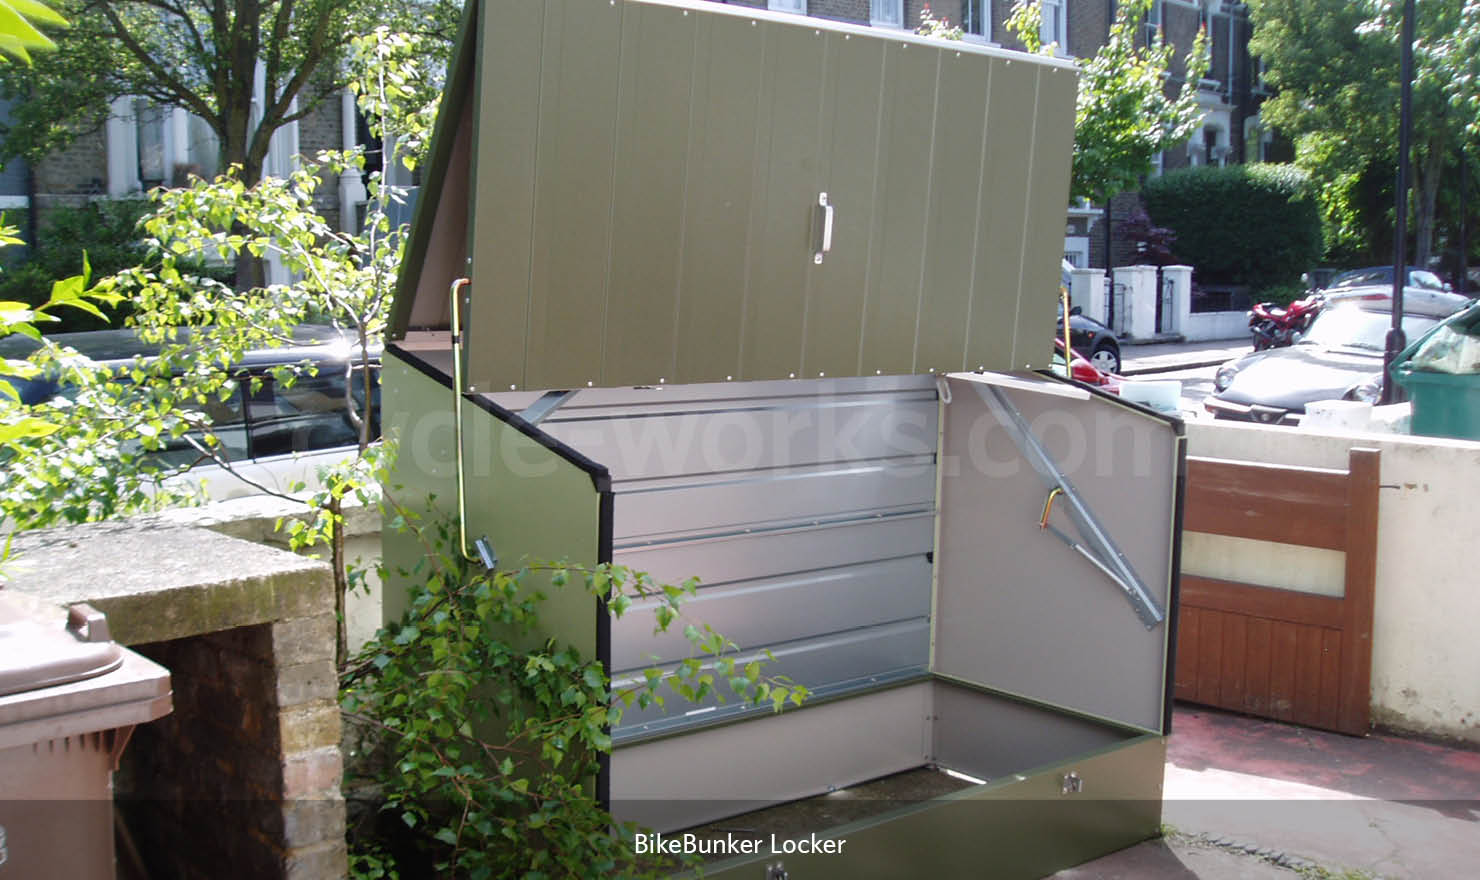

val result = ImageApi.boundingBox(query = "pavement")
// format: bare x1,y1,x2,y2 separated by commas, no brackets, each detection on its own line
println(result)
1055,706,1480,879
1120,339,1252,376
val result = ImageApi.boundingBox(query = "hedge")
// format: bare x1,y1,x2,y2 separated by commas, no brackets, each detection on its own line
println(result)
1141,164,1323,290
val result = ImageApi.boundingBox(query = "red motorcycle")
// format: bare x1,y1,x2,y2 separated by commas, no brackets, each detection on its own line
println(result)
1248,291,1324,350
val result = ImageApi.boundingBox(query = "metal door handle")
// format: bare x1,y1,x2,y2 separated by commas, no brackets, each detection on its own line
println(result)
813,192,834,264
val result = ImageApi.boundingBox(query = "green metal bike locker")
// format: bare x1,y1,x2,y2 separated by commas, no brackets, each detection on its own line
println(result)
384,0,1186,876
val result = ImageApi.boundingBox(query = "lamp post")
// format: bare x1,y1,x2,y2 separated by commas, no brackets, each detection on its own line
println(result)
1381,0,1417,404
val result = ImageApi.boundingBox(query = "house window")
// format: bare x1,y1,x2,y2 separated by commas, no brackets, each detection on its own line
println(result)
130,99,220,190
1144,0,1163,44
962,0,989,40
871,0,903,29
1199,3,1214,61
768,0,806,14
135,101,168,189
1040,0,1066,52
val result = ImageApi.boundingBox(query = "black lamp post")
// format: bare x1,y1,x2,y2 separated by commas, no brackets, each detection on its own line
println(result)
1381,0,1417,404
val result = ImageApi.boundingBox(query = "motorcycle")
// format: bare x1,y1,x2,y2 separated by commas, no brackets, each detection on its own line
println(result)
1248,291,1324,350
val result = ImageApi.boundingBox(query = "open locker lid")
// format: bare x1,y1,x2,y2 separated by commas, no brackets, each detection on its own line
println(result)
933,372,1183,735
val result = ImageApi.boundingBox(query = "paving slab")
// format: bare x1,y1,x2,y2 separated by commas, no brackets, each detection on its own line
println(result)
1051,835,1298,879
1068,706,1480,879
1121,341,1252,376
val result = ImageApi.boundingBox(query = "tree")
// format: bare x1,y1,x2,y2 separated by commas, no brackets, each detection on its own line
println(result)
1249,0,1477,266
0,29,425,662
0,0,411,187
1006,0,1209,206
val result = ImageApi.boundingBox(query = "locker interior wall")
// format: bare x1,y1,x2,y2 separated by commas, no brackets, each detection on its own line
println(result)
933,373,1180,733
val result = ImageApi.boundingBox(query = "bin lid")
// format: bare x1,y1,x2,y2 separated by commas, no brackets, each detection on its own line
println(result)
0,596,124,697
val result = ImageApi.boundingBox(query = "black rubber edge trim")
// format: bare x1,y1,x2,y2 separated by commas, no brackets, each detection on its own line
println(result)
596,489,615,813
1162,432,1189,737
1034,369,1188,434
387,344,612,494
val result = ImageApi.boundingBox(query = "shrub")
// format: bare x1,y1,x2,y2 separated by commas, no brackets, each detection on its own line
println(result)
0,199,230,332
0,200,152,331
1141,164,1323,290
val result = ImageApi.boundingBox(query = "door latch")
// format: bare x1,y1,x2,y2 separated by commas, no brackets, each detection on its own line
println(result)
1061,771,1084,795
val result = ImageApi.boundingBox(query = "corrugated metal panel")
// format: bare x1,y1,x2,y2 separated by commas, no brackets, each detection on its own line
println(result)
423,0,1076,392
522,377,937,739
463,0,547,388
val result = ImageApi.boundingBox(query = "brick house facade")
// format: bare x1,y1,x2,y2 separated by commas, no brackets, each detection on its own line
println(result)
21,91,356,248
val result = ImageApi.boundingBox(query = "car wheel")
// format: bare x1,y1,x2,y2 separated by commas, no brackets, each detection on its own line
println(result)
1089,340,1120,374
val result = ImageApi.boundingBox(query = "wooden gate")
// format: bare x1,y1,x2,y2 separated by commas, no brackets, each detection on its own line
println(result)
1174,448,1379,735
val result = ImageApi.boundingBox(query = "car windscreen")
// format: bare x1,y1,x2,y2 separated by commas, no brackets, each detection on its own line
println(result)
1328,269,1390,290
1299,305,1440,352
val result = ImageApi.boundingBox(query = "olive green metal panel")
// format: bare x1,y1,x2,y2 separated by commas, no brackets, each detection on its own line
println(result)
966,56,1041,370
380,353,459,625
380,349,602,657
604,3,698,386
930,680,1131,782
697,733,1164,880
858,40,935,377
914,49,991,374
522,0,625,391
803,33,886,379
672,14,766,382
1012,63,1079,368
460,397,602,657
464,0,547,392
418,0,1077,391
740,25,826,381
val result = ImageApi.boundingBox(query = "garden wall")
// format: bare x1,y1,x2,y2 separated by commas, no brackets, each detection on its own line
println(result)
1186,420,1480,745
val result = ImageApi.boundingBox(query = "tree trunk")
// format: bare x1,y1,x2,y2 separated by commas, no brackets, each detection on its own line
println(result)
1413,145,1443,267
329,494,349,668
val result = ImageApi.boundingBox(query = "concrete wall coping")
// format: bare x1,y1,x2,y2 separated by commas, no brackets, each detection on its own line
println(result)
138,489,382,548
2,520,333,646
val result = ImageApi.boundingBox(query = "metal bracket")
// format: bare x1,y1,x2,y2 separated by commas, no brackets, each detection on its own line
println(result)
519,389,578,426
973,381,1166,629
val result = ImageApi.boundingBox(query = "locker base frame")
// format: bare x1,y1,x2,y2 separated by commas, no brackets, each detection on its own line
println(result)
613,679,1165,879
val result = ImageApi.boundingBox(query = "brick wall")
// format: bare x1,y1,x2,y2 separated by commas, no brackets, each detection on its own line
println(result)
1087,190,1150,270
1065,0,1109,58
35,129,108,196
5,522,349,880
297,98,346,230
118,615,346,880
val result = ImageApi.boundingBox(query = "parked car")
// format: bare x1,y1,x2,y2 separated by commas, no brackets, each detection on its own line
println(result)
1205,288,1472,424
1057,304,1121,374
1323,266,1451,293
1058,260,1122,374
1,325,380,500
